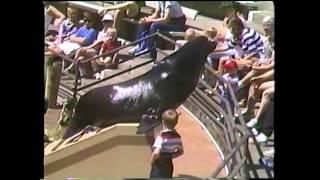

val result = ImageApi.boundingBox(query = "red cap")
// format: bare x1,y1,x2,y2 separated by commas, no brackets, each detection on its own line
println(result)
223,60,238,69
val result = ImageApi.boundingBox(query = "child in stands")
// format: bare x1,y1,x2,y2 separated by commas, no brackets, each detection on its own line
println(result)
91,28,121,79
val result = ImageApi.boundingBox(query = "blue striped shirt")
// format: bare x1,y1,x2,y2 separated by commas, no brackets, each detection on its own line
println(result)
228,27,264,58
153,129,183,158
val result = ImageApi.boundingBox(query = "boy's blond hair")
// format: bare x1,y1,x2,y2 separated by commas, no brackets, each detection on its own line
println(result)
185,27,218,41
185,28,196,41
162,109,179,129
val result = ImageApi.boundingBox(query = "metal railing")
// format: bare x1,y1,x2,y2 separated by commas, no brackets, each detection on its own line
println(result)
188,64,273,178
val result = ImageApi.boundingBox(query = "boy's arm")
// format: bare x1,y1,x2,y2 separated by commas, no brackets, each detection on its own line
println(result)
151,148,161,164
98,46,105,61
172,147,184,158
151,135,163,164
87,40,103,49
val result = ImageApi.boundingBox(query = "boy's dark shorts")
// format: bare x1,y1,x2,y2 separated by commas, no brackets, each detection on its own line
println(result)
150,157,173,178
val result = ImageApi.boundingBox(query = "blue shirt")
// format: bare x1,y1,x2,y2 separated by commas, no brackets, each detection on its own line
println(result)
74,26,98,46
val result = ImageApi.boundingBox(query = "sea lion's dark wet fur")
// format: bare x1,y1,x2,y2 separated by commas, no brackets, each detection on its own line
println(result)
62,36,216,140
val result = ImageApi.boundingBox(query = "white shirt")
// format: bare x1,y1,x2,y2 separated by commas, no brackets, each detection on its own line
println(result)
97,29,108,41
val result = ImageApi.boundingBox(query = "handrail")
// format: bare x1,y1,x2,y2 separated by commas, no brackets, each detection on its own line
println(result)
80,33,158,64
76,58,154,91
211,133,250,177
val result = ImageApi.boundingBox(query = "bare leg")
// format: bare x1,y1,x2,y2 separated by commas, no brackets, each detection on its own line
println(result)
239,70,263,87
257,81,275,91
243,84,259,117
46,45,63,55
255,86,274,121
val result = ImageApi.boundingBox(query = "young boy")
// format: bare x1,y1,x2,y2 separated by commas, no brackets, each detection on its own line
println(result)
150,109,184,178
216,59,239,117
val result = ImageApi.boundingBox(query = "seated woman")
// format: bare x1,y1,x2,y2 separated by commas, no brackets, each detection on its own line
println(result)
46,12,98,57
54,7,80,44
129,1,186,55
44,2,66,38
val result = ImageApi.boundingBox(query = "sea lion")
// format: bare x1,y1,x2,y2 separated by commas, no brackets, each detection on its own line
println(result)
51,36,216,151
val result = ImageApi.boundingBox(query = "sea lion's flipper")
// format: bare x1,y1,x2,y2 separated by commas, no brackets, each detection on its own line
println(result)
136,108,161,134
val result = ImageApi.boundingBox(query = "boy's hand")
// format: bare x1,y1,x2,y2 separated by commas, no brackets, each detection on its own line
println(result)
151,148,161,164
250,76,264,85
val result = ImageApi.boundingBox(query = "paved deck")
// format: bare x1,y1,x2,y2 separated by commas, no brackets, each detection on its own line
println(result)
44,107,225,178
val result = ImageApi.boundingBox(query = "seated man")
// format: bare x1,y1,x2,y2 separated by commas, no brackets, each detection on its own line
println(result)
207,2,248,62
46,12,98,57
238,16,275,89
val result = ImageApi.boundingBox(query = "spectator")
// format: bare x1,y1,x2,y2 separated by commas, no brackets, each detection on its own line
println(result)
46,12,98,57
238,16,275,89
54,7,80,44
91,28,122,79
208,14,254,69
98,1,139,29
221,2,247,29
215,60,239,114
129,1,186,56
150,109,184,178
44,2,66,38
216,17,265,76
64,13,115,75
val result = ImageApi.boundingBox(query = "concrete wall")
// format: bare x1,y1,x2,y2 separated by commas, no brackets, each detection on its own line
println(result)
44,124,153,179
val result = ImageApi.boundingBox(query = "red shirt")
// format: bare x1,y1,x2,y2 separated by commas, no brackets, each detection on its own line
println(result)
101,40,121,55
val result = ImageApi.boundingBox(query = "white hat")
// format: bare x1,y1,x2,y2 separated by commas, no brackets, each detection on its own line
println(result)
102,13,114,22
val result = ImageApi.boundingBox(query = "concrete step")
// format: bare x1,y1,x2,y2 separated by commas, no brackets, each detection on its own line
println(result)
248,10,274,26
255,1,274,12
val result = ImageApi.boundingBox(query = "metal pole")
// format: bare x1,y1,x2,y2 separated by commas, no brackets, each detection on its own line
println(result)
76,58,154,91
45,57,62,108
80,33,158,64
212,134,250,177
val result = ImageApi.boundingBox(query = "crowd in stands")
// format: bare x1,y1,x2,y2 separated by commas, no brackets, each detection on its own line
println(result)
44,1,274,173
